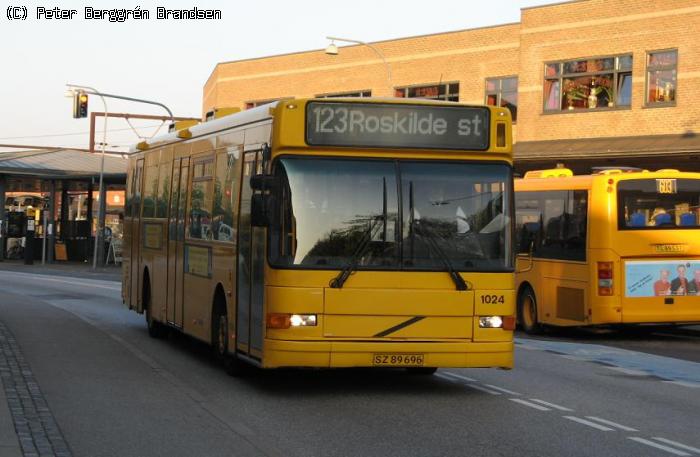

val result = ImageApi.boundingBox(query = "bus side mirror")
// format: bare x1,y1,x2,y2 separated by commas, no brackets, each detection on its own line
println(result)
251,194,268,227
251,194,278,227
250,174,280,193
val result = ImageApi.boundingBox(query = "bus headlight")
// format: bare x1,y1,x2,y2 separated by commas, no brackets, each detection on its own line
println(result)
479,316,503,328
290,314,317,327
266,313,318,329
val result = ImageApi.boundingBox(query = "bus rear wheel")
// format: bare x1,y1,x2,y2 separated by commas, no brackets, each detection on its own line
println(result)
518,287,542,335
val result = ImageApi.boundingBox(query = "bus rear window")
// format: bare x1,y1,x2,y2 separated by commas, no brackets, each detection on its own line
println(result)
618,179,700,229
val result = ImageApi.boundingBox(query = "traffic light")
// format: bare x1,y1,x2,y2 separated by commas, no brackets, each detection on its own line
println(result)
72,92,89,118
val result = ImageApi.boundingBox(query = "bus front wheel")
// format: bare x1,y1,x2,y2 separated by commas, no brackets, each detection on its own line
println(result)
211,303,247,376
518,287,542,335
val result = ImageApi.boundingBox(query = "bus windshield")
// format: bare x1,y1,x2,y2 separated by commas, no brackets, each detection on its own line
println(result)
619,179,700,230
271,157,512,271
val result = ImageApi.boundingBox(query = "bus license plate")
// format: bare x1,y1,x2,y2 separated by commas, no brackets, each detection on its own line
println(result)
372,354,424,367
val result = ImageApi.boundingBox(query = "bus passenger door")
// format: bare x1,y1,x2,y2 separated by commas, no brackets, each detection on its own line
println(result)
130,159,144,310
236,150,266,358
167,158,189,327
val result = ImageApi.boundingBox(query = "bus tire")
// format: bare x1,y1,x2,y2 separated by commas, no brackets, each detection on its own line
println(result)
144,274,168,339
211,298,247,376
518,286,542,335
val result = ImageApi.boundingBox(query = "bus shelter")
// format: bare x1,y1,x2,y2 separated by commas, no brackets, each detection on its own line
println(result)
0,148,127,264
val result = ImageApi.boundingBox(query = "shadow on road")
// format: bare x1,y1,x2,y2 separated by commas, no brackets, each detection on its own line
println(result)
155,330,485,396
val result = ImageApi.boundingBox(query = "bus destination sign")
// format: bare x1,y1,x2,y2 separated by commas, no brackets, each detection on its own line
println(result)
306,102,490,150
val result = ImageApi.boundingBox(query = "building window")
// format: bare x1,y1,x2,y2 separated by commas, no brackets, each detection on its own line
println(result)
317,90,371,98
544,54,632,112
646,49,677,105
485,77,518,121
394,82,459,102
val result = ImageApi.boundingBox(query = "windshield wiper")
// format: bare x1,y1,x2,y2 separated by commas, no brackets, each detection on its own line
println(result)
409,182,469,291
330,178,387,289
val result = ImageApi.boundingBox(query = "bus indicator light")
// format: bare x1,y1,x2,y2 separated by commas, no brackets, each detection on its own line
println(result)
266,313,291,329
502,316,516,331
598,262,614,295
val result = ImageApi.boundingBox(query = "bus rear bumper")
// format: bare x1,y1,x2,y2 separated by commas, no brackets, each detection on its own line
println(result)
262,339,514,369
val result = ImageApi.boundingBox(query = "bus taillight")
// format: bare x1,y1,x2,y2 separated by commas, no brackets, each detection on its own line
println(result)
598,262,614,296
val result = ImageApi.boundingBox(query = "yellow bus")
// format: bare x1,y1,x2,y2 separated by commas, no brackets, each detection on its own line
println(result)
515,167,700,333
122,98,515,374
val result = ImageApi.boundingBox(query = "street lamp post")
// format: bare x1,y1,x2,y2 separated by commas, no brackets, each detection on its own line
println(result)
66,84,108,270
66,84,176,269
325,36,393,95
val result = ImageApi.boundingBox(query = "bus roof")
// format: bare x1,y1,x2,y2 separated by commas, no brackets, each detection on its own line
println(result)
516,167,700,191
129,102,276,153
129,97,511,154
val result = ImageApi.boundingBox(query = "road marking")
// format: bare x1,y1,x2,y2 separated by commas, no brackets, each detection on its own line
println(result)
628,437,692,456
467,384,502,395
559,355,586,362
563,416,614,432
662,380,700,388
514,343,538,350
584,416,638,432
442,372,478,382
483,384,521,395
605,366,649,377
528,399,573,411
509,398,550,411
652,438,700,454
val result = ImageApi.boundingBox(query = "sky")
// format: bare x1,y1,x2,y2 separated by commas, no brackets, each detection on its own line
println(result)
0,0,559,152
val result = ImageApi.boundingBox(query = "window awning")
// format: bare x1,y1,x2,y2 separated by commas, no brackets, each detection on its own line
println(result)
0,149,127,179
515,133,700,161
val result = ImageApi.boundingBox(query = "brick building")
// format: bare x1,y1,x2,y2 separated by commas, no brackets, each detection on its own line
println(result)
203,0,700,173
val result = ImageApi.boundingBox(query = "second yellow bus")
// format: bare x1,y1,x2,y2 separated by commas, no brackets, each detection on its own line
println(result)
515,167,700,333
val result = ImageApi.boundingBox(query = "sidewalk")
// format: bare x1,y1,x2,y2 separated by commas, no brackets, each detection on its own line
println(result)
0,385,21,457
0,260,121,282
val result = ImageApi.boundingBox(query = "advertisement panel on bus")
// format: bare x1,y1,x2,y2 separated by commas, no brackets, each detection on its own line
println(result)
625,260,700,297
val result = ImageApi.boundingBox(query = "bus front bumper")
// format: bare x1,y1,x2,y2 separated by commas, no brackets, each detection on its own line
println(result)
262,339,514,369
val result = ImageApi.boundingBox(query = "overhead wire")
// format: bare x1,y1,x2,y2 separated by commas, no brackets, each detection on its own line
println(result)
0,123,166,141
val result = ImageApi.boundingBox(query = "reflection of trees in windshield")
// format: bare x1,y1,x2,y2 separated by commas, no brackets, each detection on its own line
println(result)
402,161,510,270
304,214,395,266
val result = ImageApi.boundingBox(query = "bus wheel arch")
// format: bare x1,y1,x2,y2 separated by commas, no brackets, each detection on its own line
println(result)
210,285,246,376
517,283,542,335
211,285,228,357
143,268,167,338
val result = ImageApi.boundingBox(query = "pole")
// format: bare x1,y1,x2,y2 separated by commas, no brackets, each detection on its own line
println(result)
68,84,108,270
326,36,393,94
47,180,55,263
0,174,5,262
42,211,47,264
97,178,107,265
